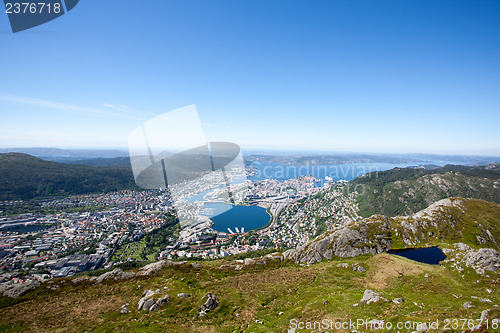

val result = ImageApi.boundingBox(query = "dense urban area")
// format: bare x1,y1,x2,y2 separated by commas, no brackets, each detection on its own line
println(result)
0,174,359,286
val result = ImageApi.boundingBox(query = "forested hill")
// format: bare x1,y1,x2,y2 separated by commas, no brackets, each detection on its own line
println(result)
0,153,138,201
349,164,500,217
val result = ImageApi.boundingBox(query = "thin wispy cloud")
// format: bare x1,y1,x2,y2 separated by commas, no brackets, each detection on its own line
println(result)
0,93,143,120
100,103,157,118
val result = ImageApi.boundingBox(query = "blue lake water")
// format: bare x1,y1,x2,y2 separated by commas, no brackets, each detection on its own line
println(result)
389,246,447,265
201,203,270,233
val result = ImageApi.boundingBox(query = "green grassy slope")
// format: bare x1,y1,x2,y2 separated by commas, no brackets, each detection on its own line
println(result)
0,253,498,332
391,198,500,250
349,164,500,217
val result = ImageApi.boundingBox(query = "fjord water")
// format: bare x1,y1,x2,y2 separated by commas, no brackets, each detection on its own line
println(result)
247,161,469,183
389,247,447,265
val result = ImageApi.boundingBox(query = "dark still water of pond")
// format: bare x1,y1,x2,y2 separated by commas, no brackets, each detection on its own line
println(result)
388,246,446,265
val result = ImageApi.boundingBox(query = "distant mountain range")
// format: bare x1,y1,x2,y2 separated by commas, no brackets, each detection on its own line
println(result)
0,153,138,201
2,148,499,166
0,148,128,163
350,164,500,217
1,151,500,207
245,152,500,165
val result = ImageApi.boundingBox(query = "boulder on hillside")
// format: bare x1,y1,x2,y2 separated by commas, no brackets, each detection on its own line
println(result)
141,298,156,311
360,289,389,305
198,293,219,317
157,294,170,306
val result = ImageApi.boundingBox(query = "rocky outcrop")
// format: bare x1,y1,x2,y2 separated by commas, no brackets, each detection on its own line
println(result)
443,243,500,275
88,260,189,284
462,248,500,273
137,289,171,312
71,276,90,284
93,268,136,284
198,293,219,317
0,279,41,298
283,217,392,265
136,260,186,276
157,294,170,306
283,198,500,266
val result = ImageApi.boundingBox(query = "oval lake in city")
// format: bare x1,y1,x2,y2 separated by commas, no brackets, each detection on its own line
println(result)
201,203,270,233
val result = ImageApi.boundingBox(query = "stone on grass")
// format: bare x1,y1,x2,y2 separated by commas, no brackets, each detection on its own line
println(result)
360,289,388,304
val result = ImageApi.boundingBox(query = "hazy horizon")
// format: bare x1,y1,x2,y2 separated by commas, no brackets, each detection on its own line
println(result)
1,146,500,159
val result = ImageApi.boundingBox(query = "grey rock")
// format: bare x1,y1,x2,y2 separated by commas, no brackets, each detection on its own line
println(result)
157,294,170,306
463,302,474,309
360,289,388,304
71,276,89,284
244,258,256,265
455,243,472,252
393,298,404,304
94,268,135,283
0,279,40,298
120,307,130,314
142,298,156,311
137,297,147,310
200,293,219,312
136,260,185,276
120,271,136,279
191,262,202,268
177,293,190,299
95,268,123,284
265,252,284,260
137,261,167,276
463,248,500,272
149,304,160,312
480,309,490,321
142,289,156,299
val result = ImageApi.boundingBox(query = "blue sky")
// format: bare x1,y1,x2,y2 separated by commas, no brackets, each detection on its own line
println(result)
0,0,499,155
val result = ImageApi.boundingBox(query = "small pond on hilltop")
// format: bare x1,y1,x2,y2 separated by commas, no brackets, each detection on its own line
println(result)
388,246,446,265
